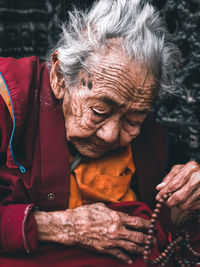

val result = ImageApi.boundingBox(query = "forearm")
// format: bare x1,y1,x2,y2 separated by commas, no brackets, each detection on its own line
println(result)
34,209,76,245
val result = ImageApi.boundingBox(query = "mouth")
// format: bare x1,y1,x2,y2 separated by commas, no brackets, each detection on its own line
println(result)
72,136,115,152
86,139,110,151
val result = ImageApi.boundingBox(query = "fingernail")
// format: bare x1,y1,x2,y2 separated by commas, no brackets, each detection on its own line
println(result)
156,182,165,189
155,194,160,200
128,260,133,264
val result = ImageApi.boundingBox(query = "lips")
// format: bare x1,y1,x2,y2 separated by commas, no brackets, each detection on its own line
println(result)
71,136,119,154
86,139,110,151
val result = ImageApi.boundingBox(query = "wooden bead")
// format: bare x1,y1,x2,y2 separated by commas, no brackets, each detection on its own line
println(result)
154,208,160,214
144,250,150,256
161,252,167,257
143,255,149,261
158,198,164,204
163,193,168,200
149,224,155,229
148,229,154,235
142,198,200,266
147,235,154,241
145,240,153,245
144,245,150,250
150,218,156,224
156,203,162,209
152,213,158,219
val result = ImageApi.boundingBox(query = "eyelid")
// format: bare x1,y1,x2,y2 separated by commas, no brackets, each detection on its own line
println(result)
126,119,136,126
91,107,109,115
125,118,141,126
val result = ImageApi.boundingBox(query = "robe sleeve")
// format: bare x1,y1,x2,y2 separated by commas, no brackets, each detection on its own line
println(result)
0,96,38,253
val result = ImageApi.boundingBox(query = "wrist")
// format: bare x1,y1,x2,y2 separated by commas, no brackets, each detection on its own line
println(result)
34,209,76,245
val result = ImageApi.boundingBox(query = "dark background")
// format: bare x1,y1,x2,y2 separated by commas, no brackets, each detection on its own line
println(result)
0,0,199,168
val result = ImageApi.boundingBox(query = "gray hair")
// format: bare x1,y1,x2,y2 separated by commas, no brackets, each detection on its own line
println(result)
50,0,180,98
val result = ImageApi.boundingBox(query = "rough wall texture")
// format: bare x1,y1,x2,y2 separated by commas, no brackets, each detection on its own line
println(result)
0,0,199,167
151,0,200,166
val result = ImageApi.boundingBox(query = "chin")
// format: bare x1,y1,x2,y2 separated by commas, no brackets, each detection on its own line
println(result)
75,144,106,158
78,148,106,158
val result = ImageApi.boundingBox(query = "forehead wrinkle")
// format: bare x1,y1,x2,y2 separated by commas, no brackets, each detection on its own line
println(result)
95,70,133,95
93,70,134,99
93,63,135,93
99,62,134,86
133,91,156,97
92,63,156,100
96,85,132,102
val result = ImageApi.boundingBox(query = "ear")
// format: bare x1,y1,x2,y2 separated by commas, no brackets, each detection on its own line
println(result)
50,50,66,99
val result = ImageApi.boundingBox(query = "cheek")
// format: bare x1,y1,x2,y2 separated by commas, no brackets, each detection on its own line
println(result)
64,105,100,139
120,126,141,144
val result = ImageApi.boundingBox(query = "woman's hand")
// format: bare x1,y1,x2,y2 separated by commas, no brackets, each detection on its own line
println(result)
156,161,200,210
34,202,151,264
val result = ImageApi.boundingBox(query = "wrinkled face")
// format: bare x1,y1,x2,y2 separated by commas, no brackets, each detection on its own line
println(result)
53,47,157,158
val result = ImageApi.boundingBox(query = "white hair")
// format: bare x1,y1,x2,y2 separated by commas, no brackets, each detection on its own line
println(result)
50,0,180,98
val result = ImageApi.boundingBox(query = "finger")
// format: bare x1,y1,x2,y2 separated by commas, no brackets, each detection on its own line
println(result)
114,227,151,245
156,165,183,190
166,171,200,208
114,239,144,254
190,201,200,210
178,173,200,210
105,248,133,265
156,161,199,201
166,183,192,208
119,213,150,230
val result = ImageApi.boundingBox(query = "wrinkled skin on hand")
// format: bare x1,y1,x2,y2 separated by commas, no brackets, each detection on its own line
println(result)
35,203,151,264
156,161,200,223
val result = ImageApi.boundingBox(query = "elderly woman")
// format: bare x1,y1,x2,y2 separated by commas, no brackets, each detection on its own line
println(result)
0,0,199,266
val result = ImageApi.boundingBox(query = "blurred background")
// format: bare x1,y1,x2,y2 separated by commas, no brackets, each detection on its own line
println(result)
0,0,199,168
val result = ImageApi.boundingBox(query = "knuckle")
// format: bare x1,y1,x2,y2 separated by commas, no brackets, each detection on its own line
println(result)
111,211,121,223
123,241,143,255
95,245,104,251
167,183,175,190
93,202,105,208
187,161,199,170
134,232,145,244
191,171,200,182
118,253,129,262
134,216,143,226
171,192,183,203
179,203,188,210
108,223,119,237
134,244,144,254
172,164,182,171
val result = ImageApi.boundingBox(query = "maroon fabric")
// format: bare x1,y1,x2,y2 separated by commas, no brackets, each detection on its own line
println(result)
0,57,70,252
0,201,174,267
0,204,37,253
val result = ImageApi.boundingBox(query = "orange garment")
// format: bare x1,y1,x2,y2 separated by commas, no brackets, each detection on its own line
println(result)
0,74,14,121
69,144,137,209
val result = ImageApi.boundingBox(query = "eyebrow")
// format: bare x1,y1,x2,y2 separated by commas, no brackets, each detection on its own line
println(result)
94,96,150,114
98,95,126,108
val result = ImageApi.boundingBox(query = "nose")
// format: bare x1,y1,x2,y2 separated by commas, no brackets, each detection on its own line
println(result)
96,119,120,143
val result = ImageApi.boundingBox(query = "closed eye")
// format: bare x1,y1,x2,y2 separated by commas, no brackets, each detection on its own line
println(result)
91,107,109,117
125,119,141,127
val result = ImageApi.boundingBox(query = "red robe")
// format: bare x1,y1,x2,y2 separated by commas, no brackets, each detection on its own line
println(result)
0,57,196,266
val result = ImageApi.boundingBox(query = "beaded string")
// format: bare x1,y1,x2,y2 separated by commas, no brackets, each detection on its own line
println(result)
143,193,200,266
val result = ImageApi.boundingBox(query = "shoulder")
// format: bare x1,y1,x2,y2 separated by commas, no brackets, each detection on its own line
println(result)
132,112,168,172
0,56,49,127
